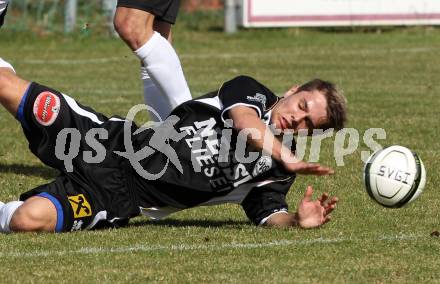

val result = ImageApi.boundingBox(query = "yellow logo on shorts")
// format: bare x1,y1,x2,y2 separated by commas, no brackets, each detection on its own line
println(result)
68,194,92,218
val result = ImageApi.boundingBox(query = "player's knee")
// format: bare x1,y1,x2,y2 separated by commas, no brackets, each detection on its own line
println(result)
114,13,154,49
9,200,56,232
9,206,41,232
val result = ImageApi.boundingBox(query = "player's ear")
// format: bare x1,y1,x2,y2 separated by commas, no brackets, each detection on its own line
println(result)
283,85,299,98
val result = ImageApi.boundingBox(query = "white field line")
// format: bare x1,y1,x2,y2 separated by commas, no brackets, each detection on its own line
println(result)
19,47,438,65
0,233,426,258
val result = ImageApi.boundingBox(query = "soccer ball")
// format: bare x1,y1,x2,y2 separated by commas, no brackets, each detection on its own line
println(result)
363,145,426,208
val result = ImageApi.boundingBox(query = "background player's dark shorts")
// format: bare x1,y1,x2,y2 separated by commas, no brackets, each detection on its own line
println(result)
117,0,180,24
18,82,140,232
0,5,7,27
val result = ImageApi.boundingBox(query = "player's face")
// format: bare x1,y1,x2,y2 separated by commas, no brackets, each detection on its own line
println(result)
271,87,328,134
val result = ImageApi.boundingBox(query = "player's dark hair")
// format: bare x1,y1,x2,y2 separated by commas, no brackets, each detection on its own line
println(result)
296,79,347,131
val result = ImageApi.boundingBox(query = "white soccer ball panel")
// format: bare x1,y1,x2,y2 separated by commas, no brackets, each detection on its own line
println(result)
369,173,413,206
368,146,417,177
363,145,426,208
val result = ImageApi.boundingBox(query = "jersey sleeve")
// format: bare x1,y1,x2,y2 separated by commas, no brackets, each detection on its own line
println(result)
218,76,278,123
240,179,293,225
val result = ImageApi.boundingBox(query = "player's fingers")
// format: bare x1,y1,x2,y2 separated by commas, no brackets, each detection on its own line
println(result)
323,216,331,224
297,165,331,176
323,196,338,207
325,204,336,215
303,185,313,201
319,166,335,175
302,163,321,170
310,166,334,176
328,196,339,206
292,163,319,174
318,193,329,204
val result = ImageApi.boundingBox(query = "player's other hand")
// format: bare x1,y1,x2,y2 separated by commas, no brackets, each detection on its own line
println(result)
296,186,338,229
283,160,334,176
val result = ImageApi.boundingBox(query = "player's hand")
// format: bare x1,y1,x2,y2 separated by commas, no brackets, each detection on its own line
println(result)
296,185,338,229
282,160,334,176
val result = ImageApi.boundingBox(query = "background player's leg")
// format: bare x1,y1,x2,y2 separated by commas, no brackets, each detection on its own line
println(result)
135,30,192,116
140,20,174,121
140,65,172,121
0,58,30,116
114,7,191,121
114,7,155,50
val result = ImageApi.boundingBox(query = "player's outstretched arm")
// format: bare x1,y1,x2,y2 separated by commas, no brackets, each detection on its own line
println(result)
229,105,334,175
265,186,338,228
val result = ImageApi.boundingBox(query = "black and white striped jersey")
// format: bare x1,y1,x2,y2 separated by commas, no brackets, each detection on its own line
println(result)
133,76,297,224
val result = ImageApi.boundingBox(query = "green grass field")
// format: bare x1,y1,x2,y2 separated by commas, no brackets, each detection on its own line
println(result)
1,18,440,282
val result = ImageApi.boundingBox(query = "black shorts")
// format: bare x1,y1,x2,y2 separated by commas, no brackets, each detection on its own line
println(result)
18,83,140,232
117,0,180,24
0,4,7,27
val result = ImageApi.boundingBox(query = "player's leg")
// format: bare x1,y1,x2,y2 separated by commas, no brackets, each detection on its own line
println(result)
1,57,113,172
114,1,191,121
140,19,174,121
113,6,155,50
0,59,72,170
136,27,192,119
7,197,57,232
0,62,60,233
1,167,138,234
0,200,23,233
0,190,58,233
0,58,30,115
0,61,136,234
2,175,114,233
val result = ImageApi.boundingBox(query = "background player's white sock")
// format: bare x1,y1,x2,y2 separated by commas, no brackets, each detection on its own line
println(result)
0,57,15,73
0,201,23,233
135,32,192,115
141,67,173,122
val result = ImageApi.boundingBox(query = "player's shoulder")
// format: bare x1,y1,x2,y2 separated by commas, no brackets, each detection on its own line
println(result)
226,75,261,86
221,75,273,95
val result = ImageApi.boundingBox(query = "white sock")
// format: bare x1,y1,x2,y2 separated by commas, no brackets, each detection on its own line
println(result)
141,67,173,122
0,201,23,233
0,57,16,73
135,32,192,112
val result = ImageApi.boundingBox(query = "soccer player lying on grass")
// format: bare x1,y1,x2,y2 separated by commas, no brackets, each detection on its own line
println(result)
0,58,346,233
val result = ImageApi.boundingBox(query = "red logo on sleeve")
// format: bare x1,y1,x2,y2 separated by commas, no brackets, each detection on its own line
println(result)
33,91,61,126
